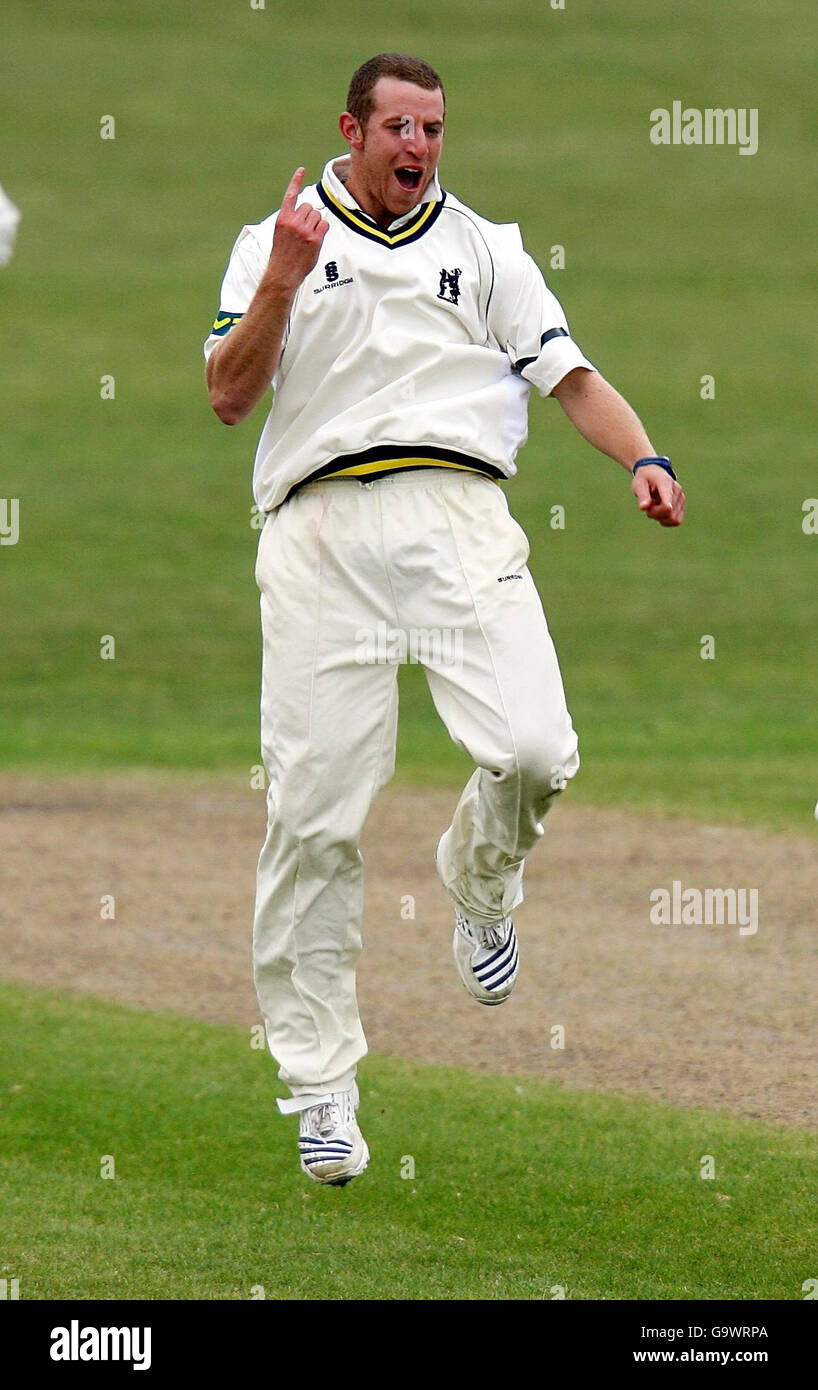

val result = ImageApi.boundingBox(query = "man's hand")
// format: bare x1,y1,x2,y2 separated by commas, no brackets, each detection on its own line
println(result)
207,168,329,425
631,466,686,527
268,167,329,290
551,369,686,529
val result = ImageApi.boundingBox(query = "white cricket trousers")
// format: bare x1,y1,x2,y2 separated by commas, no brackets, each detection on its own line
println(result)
252,470,579,1111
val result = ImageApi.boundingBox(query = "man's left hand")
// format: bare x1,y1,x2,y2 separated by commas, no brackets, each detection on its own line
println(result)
631,466,686,527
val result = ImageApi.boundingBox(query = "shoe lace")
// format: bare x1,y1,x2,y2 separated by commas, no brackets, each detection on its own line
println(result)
477,924,507,949
456,908,512,950
313,1102,339,1136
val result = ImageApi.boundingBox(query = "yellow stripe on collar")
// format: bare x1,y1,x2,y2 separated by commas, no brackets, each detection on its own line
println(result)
319,183,439,247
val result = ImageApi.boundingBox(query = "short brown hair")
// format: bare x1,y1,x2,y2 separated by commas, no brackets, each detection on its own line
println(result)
346,53,445,131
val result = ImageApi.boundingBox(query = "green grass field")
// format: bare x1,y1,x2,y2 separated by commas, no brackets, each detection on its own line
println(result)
0,0,815,1306
1,0,815,829
1,981,815,1301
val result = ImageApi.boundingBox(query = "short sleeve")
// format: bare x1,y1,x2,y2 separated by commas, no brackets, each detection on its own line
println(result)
491,240,596,397
0,183,21,267
203,224,268,361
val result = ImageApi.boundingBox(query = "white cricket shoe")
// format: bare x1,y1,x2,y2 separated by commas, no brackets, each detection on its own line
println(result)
297,1084,369,1186
453,909,519,1005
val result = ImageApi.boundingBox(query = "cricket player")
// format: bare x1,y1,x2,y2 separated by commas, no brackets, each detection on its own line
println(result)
204,53,685,1186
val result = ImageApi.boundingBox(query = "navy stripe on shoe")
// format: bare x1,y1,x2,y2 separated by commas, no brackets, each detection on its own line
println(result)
300,1142,353,1152
302,1149,354,1165
299,1133,352,1143
476,946,511,974
299,1138,353,1150
485,947,519,990
474,932,517,982
302,1156,353,1168
472,939,511,973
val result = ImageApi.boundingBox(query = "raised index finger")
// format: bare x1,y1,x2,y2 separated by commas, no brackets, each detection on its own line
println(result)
281,166,305,210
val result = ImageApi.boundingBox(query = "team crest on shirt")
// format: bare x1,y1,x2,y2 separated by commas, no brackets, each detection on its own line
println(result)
437,267,462,305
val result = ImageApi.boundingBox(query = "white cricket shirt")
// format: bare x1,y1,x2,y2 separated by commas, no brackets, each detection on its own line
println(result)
204,154,596,511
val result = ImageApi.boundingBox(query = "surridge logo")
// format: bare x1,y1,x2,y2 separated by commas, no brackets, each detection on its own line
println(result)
50,1320,151,1371
314,259,353,294
437,267,462,305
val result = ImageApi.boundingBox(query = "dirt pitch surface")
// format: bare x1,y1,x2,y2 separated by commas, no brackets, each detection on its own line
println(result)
1,774,815,1130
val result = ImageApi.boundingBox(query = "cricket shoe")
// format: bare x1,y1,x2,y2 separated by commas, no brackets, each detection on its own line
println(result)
453,909,519,1005
298,1084,369,1186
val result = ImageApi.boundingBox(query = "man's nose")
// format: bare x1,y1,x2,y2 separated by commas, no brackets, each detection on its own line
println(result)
403,125,428,158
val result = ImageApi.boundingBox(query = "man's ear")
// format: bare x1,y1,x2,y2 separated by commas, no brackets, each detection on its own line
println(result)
339,111,365,149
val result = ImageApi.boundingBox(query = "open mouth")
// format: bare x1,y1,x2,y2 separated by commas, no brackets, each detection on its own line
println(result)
394,166,423,191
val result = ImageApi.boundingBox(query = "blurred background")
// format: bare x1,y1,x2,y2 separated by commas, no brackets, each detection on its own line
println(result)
0,0,816,1306
1,0,814,826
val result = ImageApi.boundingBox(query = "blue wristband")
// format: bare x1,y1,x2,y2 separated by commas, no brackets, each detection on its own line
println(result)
632,455,677,481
